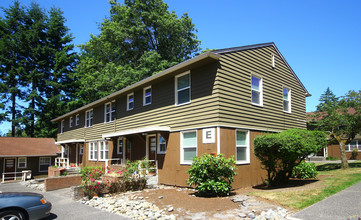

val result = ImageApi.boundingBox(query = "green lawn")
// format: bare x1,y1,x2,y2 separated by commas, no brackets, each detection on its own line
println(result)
250,161,361,210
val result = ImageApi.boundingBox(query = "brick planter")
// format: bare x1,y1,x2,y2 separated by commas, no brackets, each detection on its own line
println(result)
44,175,82,191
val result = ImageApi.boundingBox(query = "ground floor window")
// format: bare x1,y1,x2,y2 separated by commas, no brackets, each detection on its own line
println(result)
89,142,97,161
346,140,361,151
118,138,124,155
18,157,27,168
181,130,197,164
79,144,83,155
236,130,250,164
158,134,167,154
99,141,109,161
39,157,51,172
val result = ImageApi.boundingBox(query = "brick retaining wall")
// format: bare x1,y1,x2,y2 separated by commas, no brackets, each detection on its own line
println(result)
44,175,82,191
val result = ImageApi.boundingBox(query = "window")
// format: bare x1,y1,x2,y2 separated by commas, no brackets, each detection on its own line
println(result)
85,109,93,127
69,117,73,128
283,88,291,113
39,157,51,172
18,157,26,168
175,71,191,105
236,130,250,164
181,131,197,164
105,101,116,122
76,114,80,126
143,86,152,106
99,141,109,161
127,93,134,111
89,142,97,161
251,75,263,106
271,54,275,68
61,120,64,133
346,140,361,151
158,135,167,154
118,138,123,154
79,145,83,155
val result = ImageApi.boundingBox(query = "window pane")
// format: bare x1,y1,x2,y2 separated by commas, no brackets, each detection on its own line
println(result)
251,76,260,90
183,132,196,146
283,100,289,112
236,131,246,146
145,96,151,104
178,88,190,104
128,102,134,109
252,90,260,104
118,139,123,154
283,88,289,100
237,147,247,161
177,74,190,89
184,148,196,162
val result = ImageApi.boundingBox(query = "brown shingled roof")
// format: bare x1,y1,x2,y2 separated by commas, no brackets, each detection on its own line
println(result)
0,137,61,157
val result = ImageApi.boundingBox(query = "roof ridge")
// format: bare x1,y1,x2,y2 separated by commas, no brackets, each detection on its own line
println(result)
212,42,275,54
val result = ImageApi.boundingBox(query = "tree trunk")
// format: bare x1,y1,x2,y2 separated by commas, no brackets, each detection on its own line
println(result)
11,93,16,137
339,140,349,169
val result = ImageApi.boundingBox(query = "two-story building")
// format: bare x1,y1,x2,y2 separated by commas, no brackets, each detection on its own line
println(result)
52,42,310,188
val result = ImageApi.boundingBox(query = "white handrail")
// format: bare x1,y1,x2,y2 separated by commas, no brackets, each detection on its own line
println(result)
104,158,121,173
2,171,28,183
55,157,70,168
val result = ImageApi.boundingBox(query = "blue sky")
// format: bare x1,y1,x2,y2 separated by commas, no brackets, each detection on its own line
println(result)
1,0,360,134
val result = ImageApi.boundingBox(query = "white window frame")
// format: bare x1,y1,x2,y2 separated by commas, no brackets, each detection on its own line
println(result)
346,140,361,152
117,138,124,155
143,86,152,106
61,120,64,134
98,141,109,161
180,130,197,165
283,87,291,113
271,54,275,68
18,157,27,168
89,142,97,161
236,129,250,164
104,101,116,123
251,74,263,106
127,93,134,111
175,71,191,106
39,157,51,172
69,117,73,128
76,114,80,126
157,134,167,154
85,109,93,128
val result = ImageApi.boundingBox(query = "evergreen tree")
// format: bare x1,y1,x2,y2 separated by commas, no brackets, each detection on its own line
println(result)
316,87,339,112
75,0,201,104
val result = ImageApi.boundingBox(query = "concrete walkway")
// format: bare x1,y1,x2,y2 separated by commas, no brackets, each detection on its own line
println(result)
0,182,128,220
292,181,361,220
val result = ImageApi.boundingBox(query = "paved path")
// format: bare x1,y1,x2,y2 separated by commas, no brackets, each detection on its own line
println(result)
0,182,128,220
292,181,361,220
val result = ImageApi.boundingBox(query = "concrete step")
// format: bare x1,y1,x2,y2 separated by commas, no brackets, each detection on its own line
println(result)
308,156,326,162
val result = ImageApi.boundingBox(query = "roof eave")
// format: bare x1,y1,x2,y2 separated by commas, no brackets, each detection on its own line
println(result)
52,52,220,122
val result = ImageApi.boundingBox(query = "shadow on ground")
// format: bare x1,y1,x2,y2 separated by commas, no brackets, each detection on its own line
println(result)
253,179,319,190
317,162,361,171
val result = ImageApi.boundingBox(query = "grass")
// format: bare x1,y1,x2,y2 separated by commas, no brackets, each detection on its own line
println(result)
250,162,361,210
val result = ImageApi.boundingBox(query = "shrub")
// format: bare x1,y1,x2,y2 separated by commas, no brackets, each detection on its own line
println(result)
80,166,105,198
326,156,340,161
292,161,318,179
187,154,236,197
254,129,326,185
352,148,359,160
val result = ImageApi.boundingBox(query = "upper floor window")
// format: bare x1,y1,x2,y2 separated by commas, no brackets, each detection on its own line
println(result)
118,138,124,155
175,71,191,105
181,130,197,164
105,101,116,122
127,93,134,111
251,74,263,106
85,109,93,127
271,54,275,68
158,134,167,154
89,142,97,161
283,88,291,113
61,120,64,133
76,114,80,126
143,86,152,106
69,117,73,128
236,130,250,164
99,141,109,161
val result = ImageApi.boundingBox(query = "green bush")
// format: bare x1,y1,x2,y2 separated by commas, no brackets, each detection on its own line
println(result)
292,161,318,179
326,156,340,161
187,154,236,197
352,148,359,160
254,129,326,185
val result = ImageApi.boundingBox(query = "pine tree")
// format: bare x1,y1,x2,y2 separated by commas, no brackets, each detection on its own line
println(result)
316,87,339,112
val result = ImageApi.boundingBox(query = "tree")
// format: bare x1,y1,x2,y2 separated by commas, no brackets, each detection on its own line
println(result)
254,129,326,185
75,0,201,104
0,1,77,137
311,89,361,169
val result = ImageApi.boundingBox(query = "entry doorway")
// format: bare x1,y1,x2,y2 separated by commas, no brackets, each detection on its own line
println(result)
4,158,15,178
147,135,157,161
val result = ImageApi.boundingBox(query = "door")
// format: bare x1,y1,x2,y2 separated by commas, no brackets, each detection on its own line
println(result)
125,139,131,161
4,158,15,179
148,136,157,161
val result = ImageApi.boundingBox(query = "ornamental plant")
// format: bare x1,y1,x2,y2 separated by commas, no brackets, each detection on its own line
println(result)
292,161,318,179
80,166,105,198
187,154,236,197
